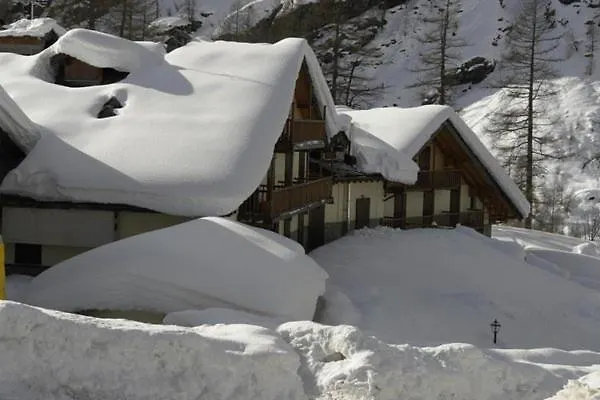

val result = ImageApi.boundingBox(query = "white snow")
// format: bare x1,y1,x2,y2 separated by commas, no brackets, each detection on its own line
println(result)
0,84,40,150
312,226,600,350
23,217,328,321
0,32,338,216
163,308,284,329
157,0,321,39
50,28,166,73
0,18,66,38
340,105,530,217
148,16,191,32
0,301,307,400
4,300,600,400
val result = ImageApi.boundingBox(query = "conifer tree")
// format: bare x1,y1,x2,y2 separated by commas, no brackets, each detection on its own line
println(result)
486,0,564,228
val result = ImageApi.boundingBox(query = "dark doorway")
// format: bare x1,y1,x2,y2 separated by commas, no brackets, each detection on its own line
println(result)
423,191,434,226
394,190,406,228
449,188,460,226
308,206,325,251
355,197,371,229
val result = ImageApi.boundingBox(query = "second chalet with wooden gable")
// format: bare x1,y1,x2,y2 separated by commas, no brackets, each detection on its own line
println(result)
0,18,65,55
0,29,343,271
336,106,530,236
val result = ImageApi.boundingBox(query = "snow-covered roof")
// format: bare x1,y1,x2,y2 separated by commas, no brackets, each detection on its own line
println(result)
0,29,339,216
0,84,40,149
51,29,166,73
149,16,191,33
340,106,530,217
0,18,66,38
23,217,328,320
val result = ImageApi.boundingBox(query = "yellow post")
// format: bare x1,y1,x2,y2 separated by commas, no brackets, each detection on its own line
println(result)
0,235,5,300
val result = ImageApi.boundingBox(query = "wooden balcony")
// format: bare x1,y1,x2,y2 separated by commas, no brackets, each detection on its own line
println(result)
381,210,484,231
276,118,326,151
387,170,462,192
239,177,332,221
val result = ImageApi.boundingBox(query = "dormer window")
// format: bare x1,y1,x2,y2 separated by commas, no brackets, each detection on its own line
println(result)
52,54,128,87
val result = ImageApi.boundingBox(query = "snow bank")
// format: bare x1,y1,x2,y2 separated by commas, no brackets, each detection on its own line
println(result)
0,34,338,216
24,217,328,320
0,301,306,400
0,18,66,38
340,106,530,217
525,248,600,292
163,308,284,329
547,372,600,400
493,225,589,253
312,226,600,350
4,275,32,303
278,321,561,400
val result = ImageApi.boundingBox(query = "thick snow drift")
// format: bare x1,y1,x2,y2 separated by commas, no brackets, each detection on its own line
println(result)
278,321,567,400
24,217,328,320
0,31,338,216
494,225,600,293
312,226,600,350
3,300,600,400
340,106,530,217
0,301,306,400
0,18,66,38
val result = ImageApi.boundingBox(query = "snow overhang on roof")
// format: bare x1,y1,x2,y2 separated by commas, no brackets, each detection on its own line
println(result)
0,30,340,217
340,105,530,219
0,18,66,39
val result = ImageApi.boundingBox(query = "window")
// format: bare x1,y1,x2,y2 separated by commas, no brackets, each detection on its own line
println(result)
14,243,42,265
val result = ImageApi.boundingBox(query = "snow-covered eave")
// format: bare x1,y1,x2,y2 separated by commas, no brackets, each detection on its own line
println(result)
301,43,342,138
0,84,40,151
0,18,66,39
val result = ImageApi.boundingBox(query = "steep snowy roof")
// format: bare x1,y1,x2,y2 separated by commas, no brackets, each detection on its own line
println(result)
0,18,66,38
340,106,530,217
0,30,339,216
0,85,40,150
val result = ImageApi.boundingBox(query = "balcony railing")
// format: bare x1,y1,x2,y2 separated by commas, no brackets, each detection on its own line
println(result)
271,177,332,216
387,170,462,192
381,210,484,231
276,119,326,149
239,177,332,221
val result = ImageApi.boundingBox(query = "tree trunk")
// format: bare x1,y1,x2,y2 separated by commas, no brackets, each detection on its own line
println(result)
439,0,449,105
331,12,342,103
525,1,537,229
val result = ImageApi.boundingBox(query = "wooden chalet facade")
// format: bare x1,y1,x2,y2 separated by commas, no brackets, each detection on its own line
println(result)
237,62,333,251
380,121,524,235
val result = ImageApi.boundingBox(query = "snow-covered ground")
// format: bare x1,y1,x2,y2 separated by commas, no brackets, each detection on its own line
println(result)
5,224,600,398
1,299,600,400
313,226,600,351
